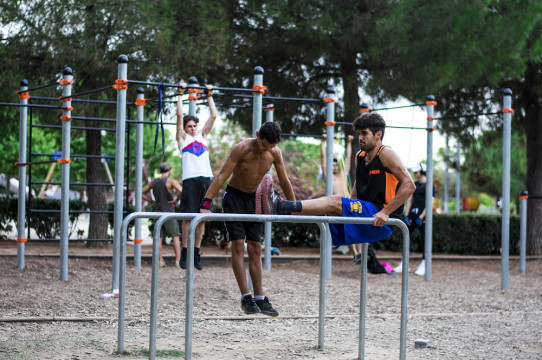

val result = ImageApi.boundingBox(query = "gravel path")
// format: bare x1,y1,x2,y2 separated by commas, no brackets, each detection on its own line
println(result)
1,254,541,359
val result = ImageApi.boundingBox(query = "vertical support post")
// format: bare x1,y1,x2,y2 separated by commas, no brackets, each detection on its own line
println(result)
317,222,327,349
444,136,449,213
424,95,436,281
263,104,274,270
188,76,198,116
112,55,128,292
59,67,73,281
16,79,29,269
455,143,461,214
519,190,528,274
252,66,264,136
324,87,336,279
358,242,368,360
501,88,513,290
134,87,145,268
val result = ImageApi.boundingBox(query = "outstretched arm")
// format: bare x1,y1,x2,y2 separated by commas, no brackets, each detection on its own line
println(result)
201,84,217,137
176,82,187,148
373,148,415,226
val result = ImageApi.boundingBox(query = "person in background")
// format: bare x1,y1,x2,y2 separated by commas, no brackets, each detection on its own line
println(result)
394,163,435,276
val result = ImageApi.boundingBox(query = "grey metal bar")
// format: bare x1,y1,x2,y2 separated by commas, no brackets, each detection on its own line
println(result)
455,143,461,214
252,67,264,137
59,67,73,281
263,104,274,270
17,79,29,269
318,222,328,348
444,136,449,213
112,55,128,293
358,242,368,359
134,88,145,269
148,213,409,360
425,95,435,281
188,77,198,116
519,190,528,273
501,89,512,290
324,87,335,279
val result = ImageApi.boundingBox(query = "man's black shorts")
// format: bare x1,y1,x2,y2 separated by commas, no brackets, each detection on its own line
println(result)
180,176,212,213
222,185,263,243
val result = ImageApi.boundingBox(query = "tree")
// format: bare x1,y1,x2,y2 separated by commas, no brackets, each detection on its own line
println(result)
0,0,231,242
368,0,542,254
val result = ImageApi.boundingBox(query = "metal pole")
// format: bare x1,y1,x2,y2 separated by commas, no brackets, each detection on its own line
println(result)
263,104,274,270
188,76,198,116
318,222,327,349
444,136,449,213
358,243,368,359
252,66,264,137
398,221,410,360
59,67,73,281
16,79,29,269
501,88,512,290
425,95,435,281
325,87,335,279
519,190,528,273
112,55,128,293
455,143,461,214
134,88,145,268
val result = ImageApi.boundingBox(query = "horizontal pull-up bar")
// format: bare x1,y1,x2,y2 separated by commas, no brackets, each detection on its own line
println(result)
0,102,61,109
127,80,257,94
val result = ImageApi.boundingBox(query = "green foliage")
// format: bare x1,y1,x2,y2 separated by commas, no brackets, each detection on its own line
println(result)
0,197,85,239
376,213,521,255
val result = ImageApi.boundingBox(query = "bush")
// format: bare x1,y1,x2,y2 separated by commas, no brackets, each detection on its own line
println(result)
0,197,85,239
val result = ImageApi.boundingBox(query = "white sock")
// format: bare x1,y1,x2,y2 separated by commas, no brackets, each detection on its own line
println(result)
254,295,265,301
241,293,252,300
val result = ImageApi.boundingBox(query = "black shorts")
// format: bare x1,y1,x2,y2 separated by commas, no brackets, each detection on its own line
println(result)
180,176,212,213
222,185,263,243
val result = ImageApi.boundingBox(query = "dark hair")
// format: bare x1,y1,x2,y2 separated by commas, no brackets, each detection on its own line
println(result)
352,113,386,140
183,115,199,128
258,122,282,143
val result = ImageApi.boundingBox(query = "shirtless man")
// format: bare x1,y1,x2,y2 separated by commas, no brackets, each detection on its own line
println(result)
200,122,295,316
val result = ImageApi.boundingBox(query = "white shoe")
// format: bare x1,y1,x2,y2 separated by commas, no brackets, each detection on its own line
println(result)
336,245,349,254
393,261,409,273
414,261,425,276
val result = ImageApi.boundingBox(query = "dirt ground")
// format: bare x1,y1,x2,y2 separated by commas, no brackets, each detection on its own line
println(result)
1,240,541,360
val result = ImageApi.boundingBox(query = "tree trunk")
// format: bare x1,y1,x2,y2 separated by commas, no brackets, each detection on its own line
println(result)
86,128,109,247
340,56,361,184
521,62,542,255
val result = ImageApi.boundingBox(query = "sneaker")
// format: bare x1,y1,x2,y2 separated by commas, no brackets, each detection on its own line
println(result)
241,295,261,315
175,261,180,267
393,260,409,273
256,174,283,215
159,261,167,267
414,261,425,276
255,297,279,317
336,245,349,254
353,253,362,264
194,251,203,271
179,248,187,269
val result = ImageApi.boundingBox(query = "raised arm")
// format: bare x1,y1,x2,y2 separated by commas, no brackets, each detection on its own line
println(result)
273,147,296,201
201,84,217,137
320,134,327,180
345,135,354,172
176,82,187,148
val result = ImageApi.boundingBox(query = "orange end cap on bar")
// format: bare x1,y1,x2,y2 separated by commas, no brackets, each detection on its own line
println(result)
16,238,27,243
135,98,147,106
60,115,72,121
133,238,144,244
324,121,336,126
323,97,335,103
57,158,71,164
59,79,73,86
503,108,514,113
252,85,267,94
426,100,437,106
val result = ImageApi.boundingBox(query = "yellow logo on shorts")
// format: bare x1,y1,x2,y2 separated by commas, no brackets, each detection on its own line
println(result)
350,200,363,213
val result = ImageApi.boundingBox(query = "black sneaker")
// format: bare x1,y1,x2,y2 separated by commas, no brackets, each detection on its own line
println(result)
255,297,279,317
241,295,261,315
353,253,362,265
194,251,203,271
179,248,187,269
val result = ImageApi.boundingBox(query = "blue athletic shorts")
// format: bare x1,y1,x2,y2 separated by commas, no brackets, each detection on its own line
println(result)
329,198,392,246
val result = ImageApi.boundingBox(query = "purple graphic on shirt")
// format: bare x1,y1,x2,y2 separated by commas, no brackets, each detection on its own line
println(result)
182,141,208,157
